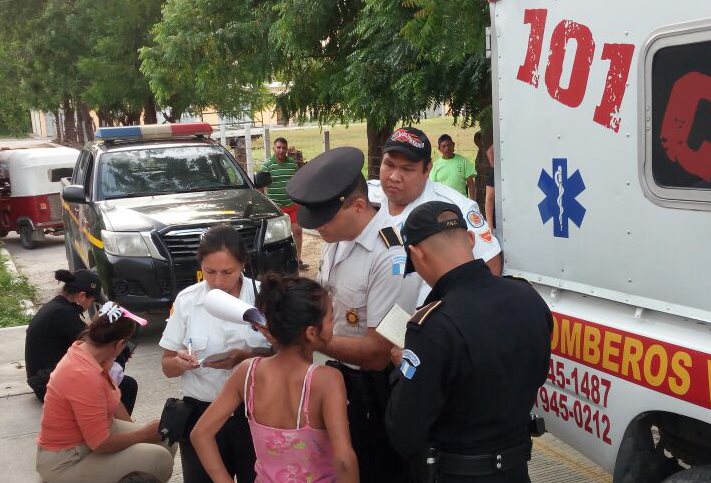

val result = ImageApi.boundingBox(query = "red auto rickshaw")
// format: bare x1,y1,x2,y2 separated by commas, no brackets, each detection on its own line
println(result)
0,146,79,248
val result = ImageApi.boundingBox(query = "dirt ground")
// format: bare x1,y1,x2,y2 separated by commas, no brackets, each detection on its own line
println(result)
299,230,324,279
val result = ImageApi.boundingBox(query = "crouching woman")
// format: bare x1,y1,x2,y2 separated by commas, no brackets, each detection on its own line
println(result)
35,302,176,483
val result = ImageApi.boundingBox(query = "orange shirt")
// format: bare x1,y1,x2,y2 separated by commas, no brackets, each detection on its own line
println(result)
37,342,120,451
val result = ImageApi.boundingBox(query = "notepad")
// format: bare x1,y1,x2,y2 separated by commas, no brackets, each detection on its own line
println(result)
198,351,232,366
376,304,412,348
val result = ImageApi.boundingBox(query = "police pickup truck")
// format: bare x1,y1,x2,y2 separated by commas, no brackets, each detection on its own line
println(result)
61,123,297,314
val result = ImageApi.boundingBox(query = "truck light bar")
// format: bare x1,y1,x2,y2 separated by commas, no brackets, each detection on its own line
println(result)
95,123,213,141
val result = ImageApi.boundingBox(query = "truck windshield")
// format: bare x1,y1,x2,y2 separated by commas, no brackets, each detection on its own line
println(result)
98,145,247,199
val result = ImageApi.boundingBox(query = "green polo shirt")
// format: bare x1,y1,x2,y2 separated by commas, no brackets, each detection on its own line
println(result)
259,155,299,207
429,154,477,196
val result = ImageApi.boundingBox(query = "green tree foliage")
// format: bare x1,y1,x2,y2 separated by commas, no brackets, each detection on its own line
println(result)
140,0,274,122
0,45,30,136
76,0,164,126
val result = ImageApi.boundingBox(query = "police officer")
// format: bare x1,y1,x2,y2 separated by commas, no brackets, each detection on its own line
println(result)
369,127,502,304
386,201,552,482
287,146,420,482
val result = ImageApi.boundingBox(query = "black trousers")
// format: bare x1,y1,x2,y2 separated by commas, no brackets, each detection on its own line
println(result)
329,362,413,483
436,463,530,482
180,397,256,483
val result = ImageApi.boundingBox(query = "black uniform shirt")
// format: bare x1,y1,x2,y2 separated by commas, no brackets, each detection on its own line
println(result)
386,260,552,456
25,295,86,379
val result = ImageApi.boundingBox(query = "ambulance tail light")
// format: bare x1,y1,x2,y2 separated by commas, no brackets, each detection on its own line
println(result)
94,123,213,142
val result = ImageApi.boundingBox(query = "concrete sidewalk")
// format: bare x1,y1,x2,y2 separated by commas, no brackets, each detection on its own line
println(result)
0,324,185,482
0,322,610,483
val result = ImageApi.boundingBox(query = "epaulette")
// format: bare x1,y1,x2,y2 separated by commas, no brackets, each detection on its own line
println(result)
409,300,443,326
379,226,403,248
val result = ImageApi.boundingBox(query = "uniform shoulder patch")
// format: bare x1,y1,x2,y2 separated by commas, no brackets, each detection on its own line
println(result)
379,226,403,248
410,300,443,326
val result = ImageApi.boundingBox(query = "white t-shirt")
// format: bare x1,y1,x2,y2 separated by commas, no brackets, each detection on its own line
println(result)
159,277,269,402
369,179,501,304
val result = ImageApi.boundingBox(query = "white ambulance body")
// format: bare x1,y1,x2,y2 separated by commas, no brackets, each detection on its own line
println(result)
490,0,711,480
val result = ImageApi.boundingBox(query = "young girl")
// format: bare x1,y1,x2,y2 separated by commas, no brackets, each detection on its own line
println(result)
191,274,358,483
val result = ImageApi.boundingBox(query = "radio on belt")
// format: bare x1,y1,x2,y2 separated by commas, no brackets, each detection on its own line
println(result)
529,414,546,437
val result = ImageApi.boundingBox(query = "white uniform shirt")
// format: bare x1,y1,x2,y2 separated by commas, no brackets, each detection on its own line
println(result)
369,179,501,304
316,209,420,341
159,277,269,402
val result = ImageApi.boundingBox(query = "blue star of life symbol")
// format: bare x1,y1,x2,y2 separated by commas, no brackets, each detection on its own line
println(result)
538,158,586,238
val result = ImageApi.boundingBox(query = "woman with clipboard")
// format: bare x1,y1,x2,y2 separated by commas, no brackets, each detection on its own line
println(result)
159,225,270,483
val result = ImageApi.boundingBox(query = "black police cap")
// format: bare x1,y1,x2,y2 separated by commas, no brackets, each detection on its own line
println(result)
286,147,365,229
402,201,467,275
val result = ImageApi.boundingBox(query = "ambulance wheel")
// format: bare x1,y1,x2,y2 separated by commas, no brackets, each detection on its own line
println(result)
19,223,36,249
662,466,711,483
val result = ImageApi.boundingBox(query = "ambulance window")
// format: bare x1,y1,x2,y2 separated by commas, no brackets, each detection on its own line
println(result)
643,30,711,209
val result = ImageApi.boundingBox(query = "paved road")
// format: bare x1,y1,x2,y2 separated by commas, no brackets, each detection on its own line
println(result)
2,232,67,307
0,231,612,482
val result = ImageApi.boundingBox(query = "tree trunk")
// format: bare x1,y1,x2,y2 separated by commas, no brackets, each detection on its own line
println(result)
366,119,396,180
77,102,94,143
143,96,158,124
53,110,63,143
62,97,78,146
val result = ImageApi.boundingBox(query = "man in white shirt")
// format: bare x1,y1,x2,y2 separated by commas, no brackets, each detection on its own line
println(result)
369,127,503,303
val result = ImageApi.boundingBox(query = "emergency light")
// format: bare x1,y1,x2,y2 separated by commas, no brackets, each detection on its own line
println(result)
94,123,213,141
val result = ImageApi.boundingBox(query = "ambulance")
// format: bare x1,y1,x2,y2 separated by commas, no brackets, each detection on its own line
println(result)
490,0,711,480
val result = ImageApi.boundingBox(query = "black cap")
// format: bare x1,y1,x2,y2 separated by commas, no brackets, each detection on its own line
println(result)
286,147,365,229
383,127,432,162
401,201,467,275
67,270,102,298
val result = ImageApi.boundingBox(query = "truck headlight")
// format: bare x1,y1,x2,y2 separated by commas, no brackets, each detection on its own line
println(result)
263,215,292,245
101,230,151,257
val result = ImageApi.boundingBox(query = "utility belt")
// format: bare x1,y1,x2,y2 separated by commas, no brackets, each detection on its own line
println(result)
426,440,532,481
325,360,392,414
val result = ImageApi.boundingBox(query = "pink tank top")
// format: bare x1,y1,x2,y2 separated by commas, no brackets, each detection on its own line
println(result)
245,358,336,483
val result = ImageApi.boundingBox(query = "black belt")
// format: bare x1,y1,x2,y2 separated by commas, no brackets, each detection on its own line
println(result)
438,440,532,476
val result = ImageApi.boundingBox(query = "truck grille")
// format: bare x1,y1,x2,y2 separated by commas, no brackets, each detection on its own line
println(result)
160,225,258,262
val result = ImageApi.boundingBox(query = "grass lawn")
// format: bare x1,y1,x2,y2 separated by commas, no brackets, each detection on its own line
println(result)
249,117,481,169
0,248,37,327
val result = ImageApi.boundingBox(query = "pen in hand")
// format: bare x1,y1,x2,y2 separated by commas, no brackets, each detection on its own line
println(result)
188,337,192,356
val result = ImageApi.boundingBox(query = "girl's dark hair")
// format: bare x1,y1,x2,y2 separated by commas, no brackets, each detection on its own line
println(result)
196,224,248,264
55,269,82,295
256,273,329,346
81,310,136,346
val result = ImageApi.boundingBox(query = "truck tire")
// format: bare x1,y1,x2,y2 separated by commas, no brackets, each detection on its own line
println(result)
19,223,36,249
662,465,711,482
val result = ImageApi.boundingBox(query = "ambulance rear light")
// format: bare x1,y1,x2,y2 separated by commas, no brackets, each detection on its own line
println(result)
94,123,213,141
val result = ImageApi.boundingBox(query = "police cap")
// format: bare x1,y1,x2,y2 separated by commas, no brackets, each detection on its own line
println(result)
286,147,365,229
402,201,467,275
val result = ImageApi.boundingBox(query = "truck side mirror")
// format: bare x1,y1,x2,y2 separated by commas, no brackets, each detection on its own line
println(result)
62,185,88,204
253,171,272,189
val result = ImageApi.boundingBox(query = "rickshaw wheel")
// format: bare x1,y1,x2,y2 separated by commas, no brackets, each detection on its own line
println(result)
19,224,36,249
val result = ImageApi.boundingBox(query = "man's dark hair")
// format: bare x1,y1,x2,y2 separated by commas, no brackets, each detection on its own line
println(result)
273,137,288,146
438,134,453,146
